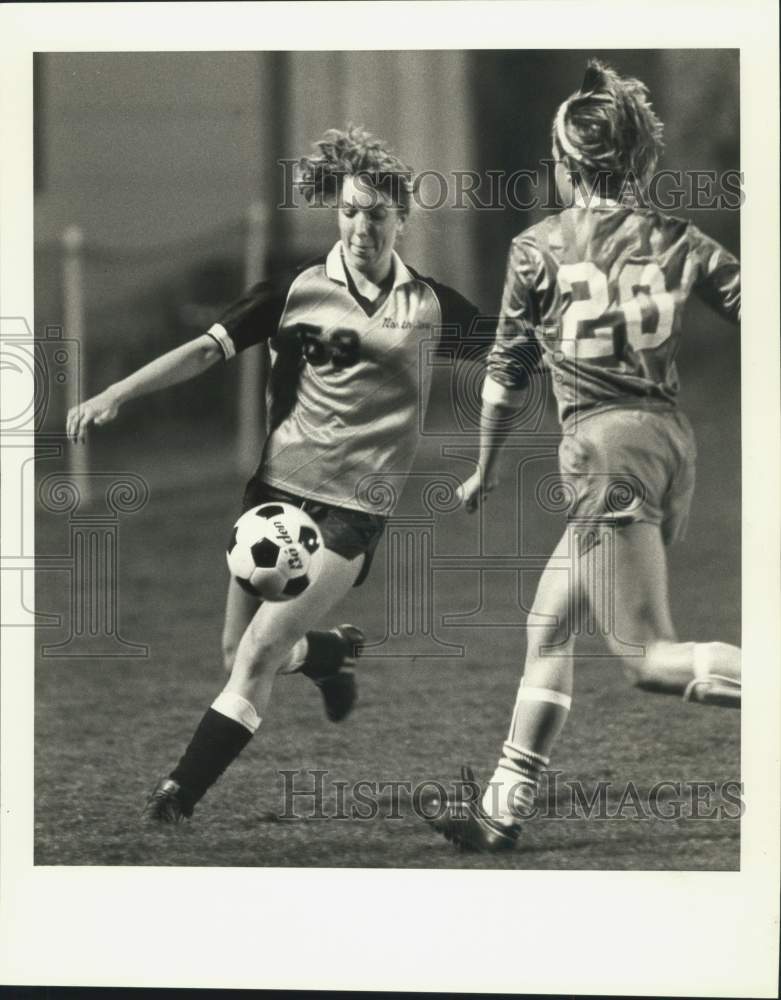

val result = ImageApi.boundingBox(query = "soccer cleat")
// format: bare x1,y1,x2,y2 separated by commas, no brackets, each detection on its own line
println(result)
424,765,522,853
683,674,741,709
141,778,193,824
313,624,364,722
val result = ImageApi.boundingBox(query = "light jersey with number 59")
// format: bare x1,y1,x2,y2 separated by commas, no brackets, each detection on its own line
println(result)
206,242,479,514
485,201,740,424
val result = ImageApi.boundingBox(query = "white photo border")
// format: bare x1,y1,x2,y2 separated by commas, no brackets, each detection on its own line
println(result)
1,1,779,994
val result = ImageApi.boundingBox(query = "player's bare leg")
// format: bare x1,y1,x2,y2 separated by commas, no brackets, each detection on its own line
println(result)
428,529,578,849
144,550,363,822
221,576,261,672
224,548,363,714
587,521,740,707
147,552,363,821
221,575,363,720
427,518,740,851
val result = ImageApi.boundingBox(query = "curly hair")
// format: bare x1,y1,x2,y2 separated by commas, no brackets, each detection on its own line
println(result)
552,60,664,190
296,125,413,215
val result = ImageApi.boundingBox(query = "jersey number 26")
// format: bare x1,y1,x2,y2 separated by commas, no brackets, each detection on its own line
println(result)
557,261,675,359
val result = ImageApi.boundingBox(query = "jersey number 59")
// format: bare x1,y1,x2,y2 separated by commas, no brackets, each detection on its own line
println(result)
297,324,361,370
557,261,675,359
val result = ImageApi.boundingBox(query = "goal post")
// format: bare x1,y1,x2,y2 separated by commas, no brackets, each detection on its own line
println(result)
62,223,90,503
236,200,270,476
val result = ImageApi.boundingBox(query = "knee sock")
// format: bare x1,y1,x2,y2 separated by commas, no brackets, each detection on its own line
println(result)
483,683,572,825
169,691,260,811
639,640,741,696
691,641,741,684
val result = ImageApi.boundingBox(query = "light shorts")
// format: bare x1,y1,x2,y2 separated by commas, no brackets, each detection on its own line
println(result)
558,404,697,546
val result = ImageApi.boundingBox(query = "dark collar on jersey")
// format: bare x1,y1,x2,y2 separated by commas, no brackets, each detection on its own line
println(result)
344,262,392,317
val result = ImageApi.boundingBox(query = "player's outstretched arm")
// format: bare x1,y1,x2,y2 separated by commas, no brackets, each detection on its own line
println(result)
66,333,223,443
458,395,521,513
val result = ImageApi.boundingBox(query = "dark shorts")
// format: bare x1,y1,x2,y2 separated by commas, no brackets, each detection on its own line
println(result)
241,478,386,587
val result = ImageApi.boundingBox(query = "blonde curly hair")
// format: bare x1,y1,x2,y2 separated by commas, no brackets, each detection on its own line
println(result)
552,60,665,190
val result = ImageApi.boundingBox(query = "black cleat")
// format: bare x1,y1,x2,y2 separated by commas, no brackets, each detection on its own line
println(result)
312,624,364,723
142,778,192,824
315,669,356,722
424,766,522,853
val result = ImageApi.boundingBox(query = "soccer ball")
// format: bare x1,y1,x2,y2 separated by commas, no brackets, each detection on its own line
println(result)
226,503,324,601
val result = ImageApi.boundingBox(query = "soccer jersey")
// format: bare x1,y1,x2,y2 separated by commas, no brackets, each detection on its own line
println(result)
207,242,479,513
484,200,741,424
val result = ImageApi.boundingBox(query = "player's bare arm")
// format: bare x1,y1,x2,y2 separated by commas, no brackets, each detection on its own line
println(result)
458,224,542,513
66,333,223,443
459,395,520,512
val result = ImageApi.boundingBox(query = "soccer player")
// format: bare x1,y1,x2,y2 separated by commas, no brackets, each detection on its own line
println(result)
68,126,479,823
426,61,742,852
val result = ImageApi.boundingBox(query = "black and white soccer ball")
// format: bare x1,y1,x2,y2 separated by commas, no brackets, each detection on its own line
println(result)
226,502,324,602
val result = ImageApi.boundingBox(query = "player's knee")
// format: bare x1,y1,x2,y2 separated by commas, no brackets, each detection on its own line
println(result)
620,639,682,688
238,622,296,678
605,604,673,682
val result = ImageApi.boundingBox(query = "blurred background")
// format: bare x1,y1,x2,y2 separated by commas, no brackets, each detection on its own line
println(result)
33,50,742,869
33,49,740,458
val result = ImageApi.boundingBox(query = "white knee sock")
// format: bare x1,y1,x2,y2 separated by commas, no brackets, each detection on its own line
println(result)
483,684,571,825
692,641,741,684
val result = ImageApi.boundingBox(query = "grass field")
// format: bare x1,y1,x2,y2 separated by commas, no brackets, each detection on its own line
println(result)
34,330,741,870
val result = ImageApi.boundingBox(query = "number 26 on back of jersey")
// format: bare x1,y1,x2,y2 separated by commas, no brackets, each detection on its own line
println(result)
557,261,675,359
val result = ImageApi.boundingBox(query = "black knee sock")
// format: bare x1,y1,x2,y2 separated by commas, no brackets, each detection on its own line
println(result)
170,708,254,811
299,630,348,681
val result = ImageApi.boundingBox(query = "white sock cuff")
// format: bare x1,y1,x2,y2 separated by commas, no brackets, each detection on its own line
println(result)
484,767,538,821
494,761,539,784
502,742,550,768
212,691,261,733
692,643,712,681
517,686,572,711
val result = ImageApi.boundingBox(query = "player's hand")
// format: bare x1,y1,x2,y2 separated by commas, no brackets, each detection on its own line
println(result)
457,469,497,513
66,390,121,443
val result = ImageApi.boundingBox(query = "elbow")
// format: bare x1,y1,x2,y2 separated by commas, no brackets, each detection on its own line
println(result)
483,399,520,423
